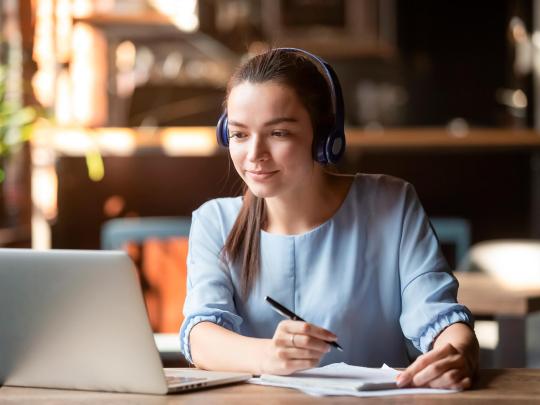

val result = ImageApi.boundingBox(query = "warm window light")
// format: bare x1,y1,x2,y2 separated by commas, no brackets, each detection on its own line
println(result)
32,166,58,221
533,31,540,48
71,0,93,17
475,241,540,290
71,22,107,125
496,88,528,110
52,128,94,155
55,69,72,125
161,128,217,156
32,0,56,107
71,22,95,124
116,41,136,72
39,127,136,156
55,0,73,63
512,89,528,109
474,321,499,350
116,41,137,97
31,69,55,107
150,0,199,32
96,128,137,156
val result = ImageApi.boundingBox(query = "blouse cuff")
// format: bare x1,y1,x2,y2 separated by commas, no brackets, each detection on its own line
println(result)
180,314,239,364
412,308,474,353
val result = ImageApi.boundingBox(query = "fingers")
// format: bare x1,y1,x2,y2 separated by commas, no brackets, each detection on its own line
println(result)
289,334,332,353
397,343,473,390
275,346,325,361
266,321,336,375
276,321,336,353
274,332,330,354
279,320,337,342
397,343,457,387
265,341,324,375
428,370,471,390
410,356,464,387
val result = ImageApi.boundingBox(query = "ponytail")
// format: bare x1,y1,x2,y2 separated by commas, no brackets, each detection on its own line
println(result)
222,187,265,298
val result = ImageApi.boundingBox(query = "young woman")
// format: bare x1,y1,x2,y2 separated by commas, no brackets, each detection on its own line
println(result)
180,48,479,390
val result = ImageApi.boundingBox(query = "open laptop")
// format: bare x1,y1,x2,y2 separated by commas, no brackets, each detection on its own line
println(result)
0,248,251,394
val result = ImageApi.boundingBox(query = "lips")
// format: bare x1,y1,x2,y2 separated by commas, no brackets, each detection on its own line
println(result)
245,170,279,181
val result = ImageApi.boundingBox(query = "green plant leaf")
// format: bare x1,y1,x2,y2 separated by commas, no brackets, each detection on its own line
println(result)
0,62,39,156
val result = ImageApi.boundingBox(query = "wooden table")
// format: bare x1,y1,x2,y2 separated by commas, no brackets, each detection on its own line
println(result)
456,272,540,367
1,369,539,403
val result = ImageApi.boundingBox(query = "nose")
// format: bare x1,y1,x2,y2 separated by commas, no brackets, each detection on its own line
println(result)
246,133,269,162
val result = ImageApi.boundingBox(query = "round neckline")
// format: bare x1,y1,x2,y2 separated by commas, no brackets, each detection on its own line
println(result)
261,174,358,239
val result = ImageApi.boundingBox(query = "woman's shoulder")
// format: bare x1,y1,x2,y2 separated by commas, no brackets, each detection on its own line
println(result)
340,173,422,230
352,172,414,197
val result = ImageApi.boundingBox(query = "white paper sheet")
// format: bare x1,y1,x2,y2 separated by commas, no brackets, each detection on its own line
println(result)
249,362,458,397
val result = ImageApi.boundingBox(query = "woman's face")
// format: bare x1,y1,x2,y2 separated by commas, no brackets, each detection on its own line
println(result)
227,81,316,199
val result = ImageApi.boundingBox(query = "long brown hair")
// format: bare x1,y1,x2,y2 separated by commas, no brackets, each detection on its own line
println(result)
222,49,335,297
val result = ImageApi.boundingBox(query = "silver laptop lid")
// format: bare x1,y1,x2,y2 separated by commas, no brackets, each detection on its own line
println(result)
0,248,168,394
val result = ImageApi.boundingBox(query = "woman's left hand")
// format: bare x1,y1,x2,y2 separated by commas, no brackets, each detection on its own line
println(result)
396,342,476,390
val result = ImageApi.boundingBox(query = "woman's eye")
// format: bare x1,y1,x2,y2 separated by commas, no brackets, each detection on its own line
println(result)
229,131,246,139
271,130,289,137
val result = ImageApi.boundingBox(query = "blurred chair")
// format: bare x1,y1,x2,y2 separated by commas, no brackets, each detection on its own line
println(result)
430,217,471,269
101,216,191,366
101,217,191,250
457,239,540,368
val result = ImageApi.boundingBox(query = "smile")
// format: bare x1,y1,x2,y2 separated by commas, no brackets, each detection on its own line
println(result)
245,170,279,181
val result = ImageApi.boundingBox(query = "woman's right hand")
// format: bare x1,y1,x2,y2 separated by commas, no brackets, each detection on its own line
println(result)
260,320,337,375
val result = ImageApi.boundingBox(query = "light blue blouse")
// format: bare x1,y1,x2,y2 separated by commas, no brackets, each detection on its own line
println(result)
179,173,473,367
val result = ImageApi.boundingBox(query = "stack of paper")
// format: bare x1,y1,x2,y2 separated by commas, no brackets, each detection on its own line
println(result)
249,363,458,397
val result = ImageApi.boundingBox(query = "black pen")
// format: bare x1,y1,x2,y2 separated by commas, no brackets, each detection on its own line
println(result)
265,295,343,352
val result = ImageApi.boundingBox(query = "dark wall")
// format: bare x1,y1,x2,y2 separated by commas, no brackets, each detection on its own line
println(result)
396,0,511,126
52,154,243,249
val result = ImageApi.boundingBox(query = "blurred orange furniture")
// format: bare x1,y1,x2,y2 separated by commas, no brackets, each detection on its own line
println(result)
125,238,188,333
101,217,191,333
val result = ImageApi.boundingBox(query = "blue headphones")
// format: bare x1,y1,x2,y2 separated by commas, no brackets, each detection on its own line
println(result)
216,48,346,165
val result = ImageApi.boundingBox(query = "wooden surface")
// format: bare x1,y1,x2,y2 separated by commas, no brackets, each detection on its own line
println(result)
456,273,540,316
346,128,540,150
1,369,539,404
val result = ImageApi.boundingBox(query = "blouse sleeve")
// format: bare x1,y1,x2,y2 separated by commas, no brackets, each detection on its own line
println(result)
179,206,243,364
398,183,473,353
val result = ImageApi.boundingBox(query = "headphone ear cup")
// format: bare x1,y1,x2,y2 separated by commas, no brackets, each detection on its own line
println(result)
313,130,329,164
216,113,229,147
325,130,346,164
313,125,346,164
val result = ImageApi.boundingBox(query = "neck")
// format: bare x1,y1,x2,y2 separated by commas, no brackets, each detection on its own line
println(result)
263,171,352,235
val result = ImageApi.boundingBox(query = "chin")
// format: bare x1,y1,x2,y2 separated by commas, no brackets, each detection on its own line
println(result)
248,188,276,199
245,182,279,199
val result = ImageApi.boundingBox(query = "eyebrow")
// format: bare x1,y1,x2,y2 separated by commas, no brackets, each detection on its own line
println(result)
228,117,298,128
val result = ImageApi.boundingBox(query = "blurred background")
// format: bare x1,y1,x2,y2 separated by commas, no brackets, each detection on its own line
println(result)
1,0,540,368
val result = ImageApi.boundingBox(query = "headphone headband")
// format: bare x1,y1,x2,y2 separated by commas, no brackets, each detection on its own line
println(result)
216,48,346,164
